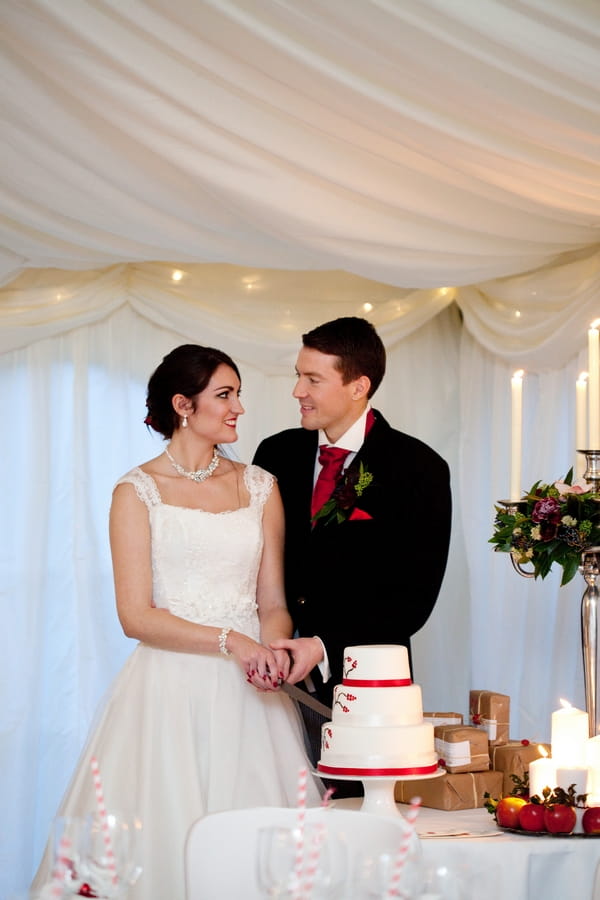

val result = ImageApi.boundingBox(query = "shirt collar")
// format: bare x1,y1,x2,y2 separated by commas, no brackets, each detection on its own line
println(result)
318,405,371,453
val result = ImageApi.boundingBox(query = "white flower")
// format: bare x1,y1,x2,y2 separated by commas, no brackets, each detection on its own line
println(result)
531,525,541,540
525,549,534,558
561,515,577,527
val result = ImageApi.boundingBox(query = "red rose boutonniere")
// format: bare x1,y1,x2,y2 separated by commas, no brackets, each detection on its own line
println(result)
312,461,374,526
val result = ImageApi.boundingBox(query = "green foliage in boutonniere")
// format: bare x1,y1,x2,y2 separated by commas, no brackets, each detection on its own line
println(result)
312,461,374,526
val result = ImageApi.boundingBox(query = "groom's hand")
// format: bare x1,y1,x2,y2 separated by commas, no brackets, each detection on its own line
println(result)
269,637,324,683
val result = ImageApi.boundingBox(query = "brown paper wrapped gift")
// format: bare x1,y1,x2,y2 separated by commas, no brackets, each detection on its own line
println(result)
434,724,490,773
469,689,510,746
490,740,552,796
423,712,464,726
395,771,504,810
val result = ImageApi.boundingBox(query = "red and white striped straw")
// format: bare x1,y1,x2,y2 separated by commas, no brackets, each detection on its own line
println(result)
50,833,72,897
90,756,117,883
293,767,308,898
321,786,335,807
385,796,421,899
301,821,325,898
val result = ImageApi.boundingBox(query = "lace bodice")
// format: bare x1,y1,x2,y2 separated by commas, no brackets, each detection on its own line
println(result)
115,464,274,639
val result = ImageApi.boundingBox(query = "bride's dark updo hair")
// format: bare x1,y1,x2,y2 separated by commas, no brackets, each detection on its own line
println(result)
144,344,241,439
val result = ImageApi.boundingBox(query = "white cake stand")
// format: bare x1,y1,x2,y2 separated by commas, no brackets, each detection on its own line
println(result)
316,768,445,818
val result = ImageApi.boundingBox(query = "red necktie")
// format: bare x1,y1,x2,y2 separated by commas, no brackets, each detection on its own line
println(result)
311,446,351,518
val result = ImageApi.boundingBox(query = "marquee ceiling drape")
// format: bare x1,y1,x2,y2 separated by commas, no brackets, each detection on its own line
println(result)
1,0,599,348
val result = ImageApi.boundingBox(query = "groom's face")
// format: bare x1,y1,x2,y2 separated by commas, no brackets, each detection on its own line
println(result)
293,346,362,443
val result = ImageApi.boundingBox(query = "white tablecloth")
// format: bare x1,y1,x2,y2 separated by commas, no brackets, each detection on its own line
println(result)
333,800,600,900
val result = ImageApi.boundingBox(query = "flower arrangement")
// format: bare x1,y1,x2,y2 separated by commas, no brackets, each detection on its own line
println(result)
312,462,374,526
490,469,600,585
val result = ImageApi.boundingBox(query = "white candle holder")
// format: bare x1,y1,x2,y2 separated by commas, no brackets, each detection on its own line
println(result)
578,449,600,494
580,547,600,738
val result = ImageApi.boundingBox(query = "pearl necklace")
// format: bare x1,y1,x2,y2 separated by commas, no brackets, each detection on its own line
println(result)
165,446,220,483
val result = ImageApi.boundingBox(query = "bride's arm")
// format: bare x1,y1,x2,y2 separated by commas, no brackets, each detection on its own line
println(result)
110,481,280,680
256,482,294,681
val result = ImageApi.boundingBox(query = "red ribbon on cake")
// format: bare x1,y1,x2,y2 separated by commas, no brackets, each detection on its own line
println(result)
342,678,412,687
317,763,438,777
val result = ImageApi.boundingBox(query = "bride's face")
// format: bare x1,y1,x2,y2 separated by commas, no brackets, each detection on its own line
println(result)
190,364,244,443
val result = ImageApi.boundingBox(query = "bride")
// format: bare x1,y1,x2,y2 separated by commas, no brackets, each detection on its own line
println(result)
32,343,321,899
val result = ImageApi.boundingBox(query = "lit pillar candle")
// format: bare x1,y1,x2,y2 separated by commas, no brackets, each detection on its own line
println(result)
588,323,600,449
585,735,600,804
529,748,556,801
510,369,524,501
551,702,589,766
576,372,588,479
555,766,590,798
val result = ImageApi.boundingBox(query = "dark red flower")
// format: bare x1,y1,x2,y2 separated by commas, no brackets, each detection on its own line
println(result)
531,497,561,524
539,520,558,541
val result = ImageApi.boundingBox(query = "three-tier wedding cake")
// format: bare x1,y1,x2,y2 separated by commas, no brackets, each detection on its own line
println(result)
317,644,438,777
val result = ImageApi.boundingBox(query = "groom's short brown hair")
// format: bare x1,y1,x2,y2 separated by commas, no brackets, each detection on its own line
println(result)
302,316,386,397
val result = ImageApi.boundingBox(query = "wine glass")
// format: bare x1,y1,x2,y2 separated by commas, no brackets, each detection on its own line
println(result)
50,814,87,894
79,811,142,899
256,824,346,899
353,845,422,899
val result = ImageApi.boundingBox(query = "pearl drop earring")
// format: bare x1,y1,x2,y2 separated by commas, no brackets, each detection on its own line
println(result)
182,415,188,428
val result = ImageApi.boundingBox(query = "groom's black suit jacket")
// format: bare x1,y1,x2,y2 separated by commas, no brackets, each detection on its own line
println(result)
253,410,452,705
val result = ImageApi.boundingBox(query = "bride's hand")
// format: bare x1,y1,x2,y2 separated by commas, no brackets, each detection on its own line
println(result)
270,646,291,683
226,631,282,691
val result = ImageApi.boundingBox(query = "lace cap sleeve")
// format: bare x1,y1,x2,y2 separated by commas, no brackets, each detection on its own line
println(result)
114,467,161,510
244,464,274,508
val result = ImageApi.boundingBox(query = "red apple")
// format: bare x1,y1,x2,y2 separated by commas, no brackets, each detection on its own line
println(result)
495,796,527,828
544,804,576,834
519,802,546,832
582,807,600,834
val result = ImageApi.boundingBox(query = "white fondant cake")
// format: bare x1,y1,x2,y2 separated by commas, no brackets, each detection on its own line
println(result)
317,644,438,777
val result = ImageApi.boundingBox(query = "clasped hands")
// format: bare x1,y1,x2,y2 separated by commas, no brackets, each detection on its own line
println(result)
231,633,324,692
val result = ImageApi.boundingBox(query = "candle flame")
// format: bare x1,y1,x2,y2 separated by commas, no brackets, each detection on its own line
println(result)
537,745,549,759
590,319,600,330
578,371,589,384
512,369,524,380
559,698,573,710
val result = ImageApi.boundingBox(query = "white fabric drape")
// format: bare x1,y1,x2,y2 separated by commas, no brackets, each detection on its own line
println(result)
1,250,600,370
1,0,599,288
1,298,591,895
2,0,600,894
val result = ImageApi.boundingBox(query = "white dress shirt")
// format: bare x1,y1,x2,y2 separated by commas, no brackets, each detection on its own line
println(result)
309,406,371,686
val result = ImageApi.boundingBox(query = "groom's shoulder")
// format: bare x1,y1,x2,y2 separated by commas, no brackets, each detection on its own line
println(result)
256,427,312,450
372,414,448,472
253,427,314,468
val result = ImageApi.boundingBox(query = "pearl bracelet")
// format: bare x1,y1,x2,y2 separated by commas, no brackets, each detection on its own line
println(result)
218,627,232,656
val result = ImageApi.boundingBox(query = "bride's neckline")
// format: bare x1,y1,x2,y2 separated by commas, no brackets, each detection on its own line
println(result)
137,466,251,514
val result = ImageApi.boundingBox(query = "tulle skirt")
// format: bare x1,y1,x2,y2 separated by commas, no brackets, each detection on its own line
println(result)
32,643,322,899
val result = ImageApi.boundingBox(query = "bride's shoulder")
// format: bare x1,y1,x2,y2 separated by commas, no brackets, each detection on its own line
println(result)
243,463,275,498
114,463,162,507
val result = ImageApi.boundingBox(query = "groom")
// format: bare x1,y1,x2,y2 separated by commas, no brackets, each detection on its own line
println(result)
253,317,452,716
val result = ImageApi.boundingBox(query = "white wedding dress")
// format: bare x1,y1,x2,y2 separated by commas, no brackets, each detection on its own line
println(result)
32,464,321,899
